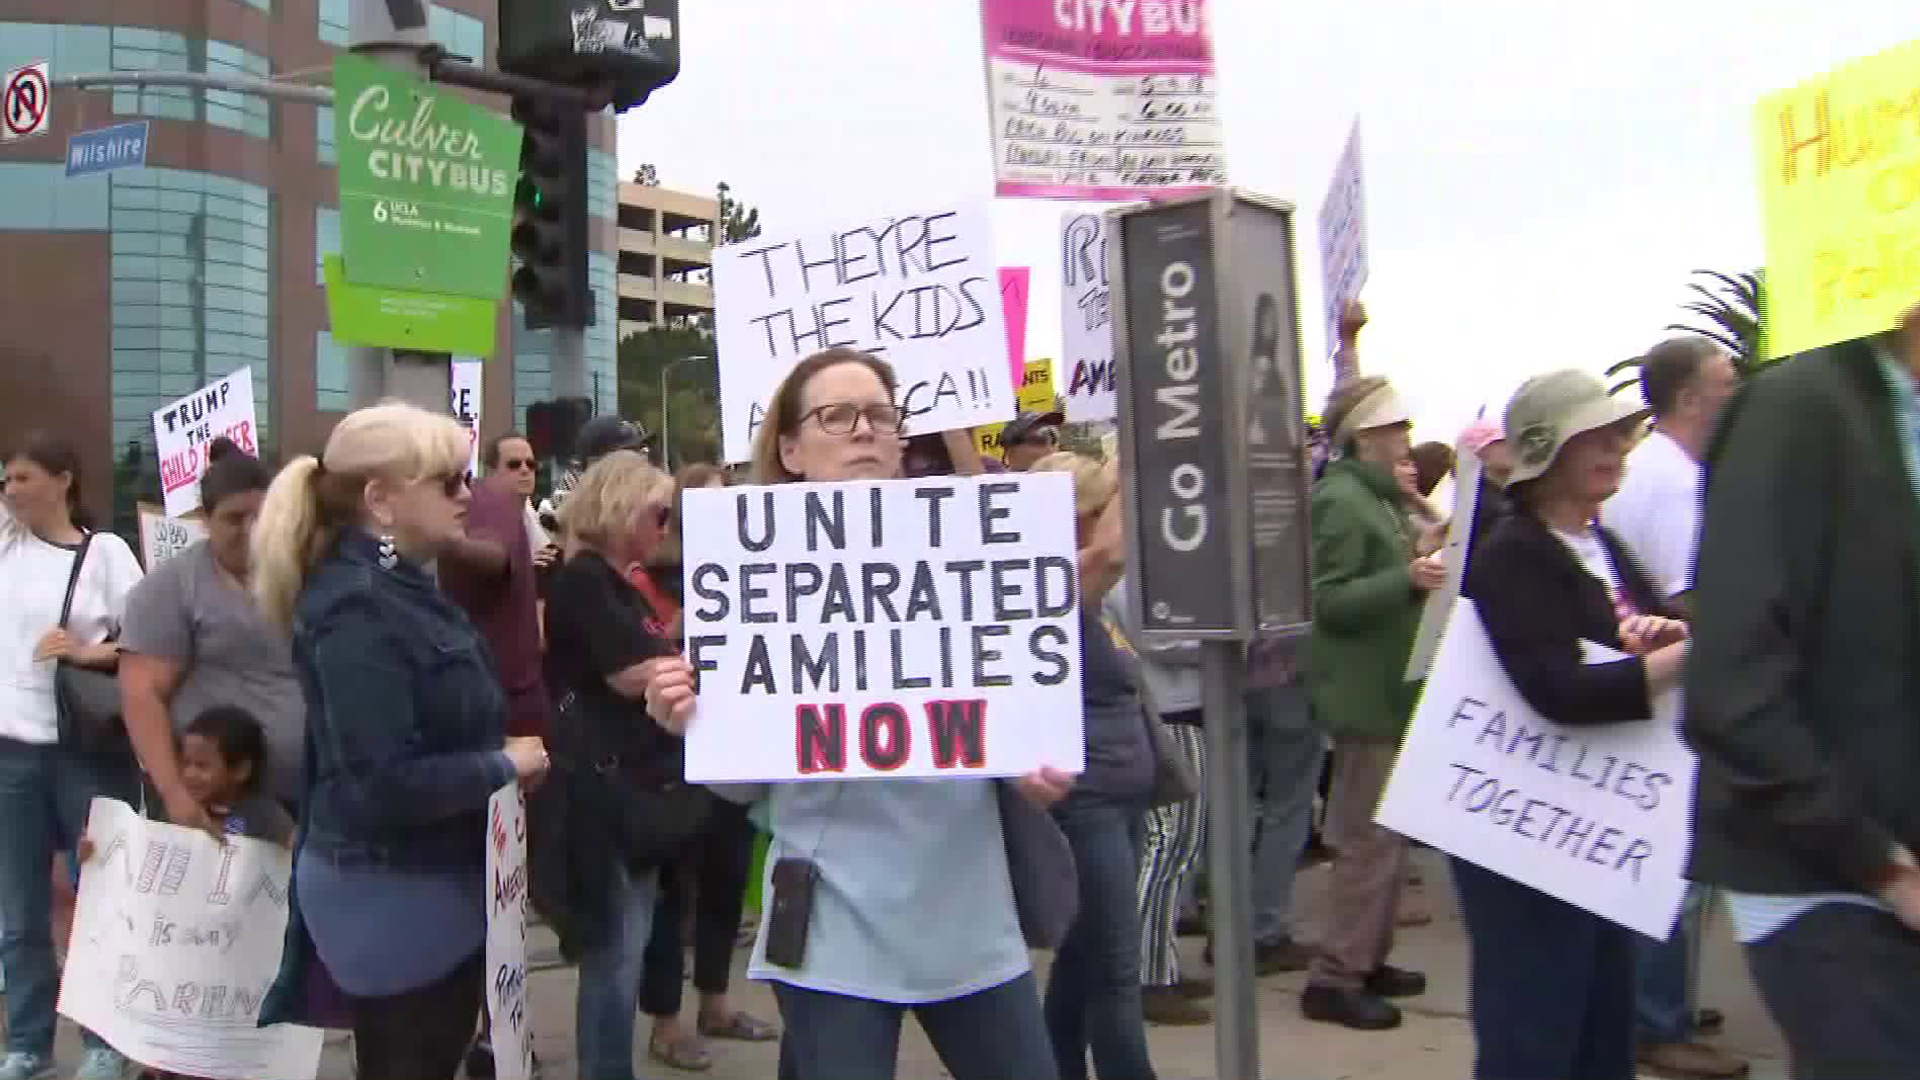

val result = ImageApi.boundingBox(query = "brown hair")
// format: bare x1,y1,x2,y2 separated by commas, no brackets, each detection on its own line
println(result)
748,347,899,485
6,430,93,531
1411,441,1455,497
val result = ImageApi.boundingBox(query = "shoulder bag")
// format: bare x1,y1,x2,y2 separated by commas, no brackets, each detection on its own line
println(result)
552,687,712,869
54,532,132,758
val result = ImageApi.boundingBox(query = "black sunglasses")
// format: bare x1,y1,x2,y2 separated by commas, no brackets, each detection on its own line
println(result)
501,458,535,471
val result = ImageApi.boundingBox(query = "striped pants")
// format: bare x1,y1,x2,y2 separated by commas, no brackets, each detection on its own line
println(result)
1137,719,1207,988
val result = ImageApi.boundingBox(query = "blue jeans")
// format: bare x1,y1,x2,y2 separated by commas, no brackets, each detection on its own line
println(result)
1246,685,1325,944
1636,884,1704,1044
574,857,659,1080
773,973,1059,1080
1044,805,1155,1080
0,738,138,1057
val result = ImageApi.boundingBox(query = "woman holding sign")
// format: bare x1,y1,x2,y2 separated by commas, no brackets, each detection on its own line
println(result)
1457,370,1689,1080
638,347,1074,1080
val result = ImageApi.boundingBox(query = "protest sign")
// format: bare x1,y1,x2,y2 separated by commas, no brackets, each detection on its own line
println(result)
680,474,1087,782
137,502,208,570
485,784,533,1080
1404,442,1480,681
1754,38,1920,358
1000,266,1031,388
712,200,1014,462
975,360,1059,456
1375,601,1695,939
152,368,259,518
1318,120,1368,362
452,359,483,476
979,0,1226,199
1060,212,1117,422
59,798,322,1080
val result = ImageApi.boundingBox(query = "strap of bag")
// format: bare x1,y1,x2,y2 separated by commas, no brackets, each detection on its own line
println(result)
57,531,98,631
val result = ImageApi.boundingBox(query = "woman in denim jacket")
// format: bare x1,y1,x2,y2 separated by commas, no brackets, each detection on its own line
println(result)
250,403,550,1080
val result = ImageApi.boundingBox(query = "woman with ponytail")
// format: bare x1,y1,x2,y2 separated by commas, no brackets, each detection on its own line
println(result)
251,403,550,1080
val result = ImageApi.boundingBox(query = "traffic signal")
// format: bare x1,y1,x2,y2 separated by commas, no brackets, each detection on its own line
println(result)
498,0,681,113
510,94,592,330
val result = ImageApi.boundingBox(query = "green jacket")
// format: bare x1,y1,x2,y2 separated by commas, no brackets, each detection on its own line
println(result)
1308,457,1425,742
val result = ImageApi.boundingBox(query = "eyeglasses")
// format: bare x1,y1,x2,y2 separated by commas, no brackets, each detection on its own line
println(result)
436,472,471,497
501,458,535,472
802,402,904,436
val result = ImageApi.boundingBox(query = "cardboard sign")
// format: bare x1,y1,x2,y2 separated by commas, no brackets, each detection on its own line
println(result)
1375,601,1696,940
1404,443,1480,681
712,200,1015,462
485,785,532,1080
975,359,1059,456
452,359,483,476
1060,212,1118,422
1000,266,1031,389
1754,38,1920,357
59,798,323,1080
680,475,1087,782
1317,120,1368,362
151,369,259,518
137,502,208,570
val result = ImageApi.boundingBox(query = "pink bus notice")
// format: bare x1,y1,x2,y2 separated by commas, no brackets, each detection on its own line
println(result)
979,0,1226,201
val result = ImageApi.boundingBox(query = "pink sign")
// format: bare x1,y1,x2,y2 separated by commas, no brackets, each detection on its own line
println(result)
978,0,1226,201
999,266,1031,387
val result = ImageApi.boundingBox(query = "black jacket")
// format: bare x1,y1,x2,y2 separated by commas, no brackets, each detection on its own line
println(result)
1687,339,1920,895
1464,511,1673,727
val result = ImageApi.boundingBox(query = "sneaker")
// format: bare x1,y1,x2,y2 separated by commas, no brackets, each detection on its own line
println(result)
71,1048,135,1080
1141,986,1211,1026
1636,1041,1750,1080
0,1053,52,1080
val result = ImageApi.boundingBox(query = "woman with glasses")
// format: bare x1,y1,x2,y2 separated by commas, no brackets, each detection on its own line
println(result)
636,347,1075,1080
252,402,553,1080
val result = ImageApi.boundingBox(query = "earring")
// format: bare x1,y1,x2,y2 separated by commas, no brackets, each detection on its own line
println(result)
377,535,399,571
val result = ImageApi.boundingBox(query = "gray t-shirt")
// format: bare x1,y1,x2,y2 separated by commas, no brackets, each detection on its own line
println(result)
120,542,305,804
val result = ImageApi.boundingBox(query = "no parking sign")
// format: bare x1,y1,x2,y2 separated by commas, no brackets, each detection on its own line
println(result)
3,61,50,142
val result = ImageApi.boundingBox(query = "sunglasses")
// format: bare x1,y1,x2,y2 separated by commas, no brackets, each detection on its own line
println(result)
501,458,535,472
435,472,472,497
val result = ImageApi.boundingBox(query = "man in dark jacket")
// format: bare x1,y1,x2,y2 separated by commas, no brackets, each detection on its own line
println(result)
1688,305,1920,1079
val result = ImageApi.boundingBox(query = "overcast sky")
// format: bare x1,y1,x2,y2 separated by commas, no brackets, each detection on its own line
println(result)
616,0,1916,442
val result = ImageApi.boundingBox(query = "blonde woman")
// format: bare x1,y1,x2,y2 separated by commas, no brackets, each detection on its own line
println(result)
251,402,550,1080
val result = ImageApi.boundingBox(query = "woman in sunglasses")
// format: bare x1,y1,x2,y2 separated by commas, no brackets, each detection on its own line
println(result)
251,402,552,1080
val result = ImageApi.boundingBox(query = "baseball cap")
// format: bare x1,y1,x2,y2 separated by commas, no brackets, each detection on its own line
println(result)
1001,410,1065,447
574,415,649,464
1502,370,1650,487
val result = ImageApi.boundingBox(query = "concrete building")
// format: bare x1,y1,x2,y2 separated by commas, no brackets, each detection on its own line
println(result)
616,180,715,339
0,0,622,536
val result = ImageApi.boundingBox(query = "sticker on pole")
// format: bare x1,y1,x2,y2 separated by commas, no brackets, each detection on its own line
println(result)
3,62,51,142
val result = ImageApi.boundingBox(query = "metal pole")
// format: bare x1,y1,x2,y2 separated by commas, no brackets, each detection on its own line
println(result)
1202,640,1259,1080
53,70,332,104
552,327,588,402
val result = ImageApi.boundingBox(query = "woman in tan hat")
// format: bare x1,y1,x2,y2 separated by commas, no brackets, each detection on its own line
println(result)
1454,369,1692,1080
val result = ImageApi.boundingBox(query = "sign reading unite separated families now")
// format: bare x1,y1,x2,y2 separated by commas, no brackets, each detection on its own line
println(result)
681,475,1086,783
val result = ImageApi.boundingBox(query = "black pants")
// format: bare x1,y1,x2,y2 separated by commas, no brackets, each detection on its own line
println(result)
640,800,756,1016
1746,903,1920,1080
352,950,486,1080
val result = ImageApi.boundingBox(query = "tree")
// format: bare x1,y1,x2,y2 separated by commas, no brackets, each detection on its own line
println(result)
716,181,762,244
1607,269,1770,396
617,325,723,468
632,163,659,186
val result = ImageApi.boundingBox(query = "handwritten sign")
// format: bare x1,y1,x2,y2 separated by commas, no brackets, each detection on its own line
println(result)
1375,602,1696,939
1404,443,1479,681
681,475,1087,782
1754,38,1920,357
152,369,259,518
979,0,1226,199
485,784,532,1080
1060,212,1117,421
137,502,208,571
59,798,322,1080
712,201,1014,463
452,359,483,476
976,360,1059,456
1318,120,1367,362
1000,266,1031,389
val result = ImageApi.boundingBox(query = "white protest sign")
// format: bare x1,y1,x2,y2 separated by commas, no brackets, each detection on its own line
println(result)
712,200,1014,462
137,502,208,571
1376,601,1695,940
452,359,483,477
485,784,533,1080
1059,212,1117,422
152,368,260,517
681,474,1086,782
59,797,322,1080
1317,120,1368,362
1404,443,1480,681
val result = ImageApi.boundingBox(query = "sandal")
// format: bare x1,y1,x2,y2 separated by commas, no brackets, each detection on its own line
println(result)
699,1010,780,1042
648,1035,713,1072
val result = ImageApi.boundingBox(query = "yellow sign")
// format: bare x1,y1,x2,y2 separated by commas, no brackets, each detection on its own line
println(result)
976,359,1058,456
1755,38,1920,357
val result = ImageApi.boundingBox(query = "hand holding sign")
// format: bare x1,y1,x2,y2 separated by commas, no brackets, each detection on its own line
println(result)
641,655,699,735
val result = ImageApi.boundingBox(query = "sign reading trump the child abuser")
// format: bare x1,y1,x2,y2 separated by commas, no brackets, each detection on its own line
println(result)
681,474,1087,783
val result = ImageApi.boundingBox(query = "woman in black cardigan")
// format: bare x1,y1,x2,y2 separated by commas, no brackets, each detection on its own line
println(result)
1457,370,1690,1080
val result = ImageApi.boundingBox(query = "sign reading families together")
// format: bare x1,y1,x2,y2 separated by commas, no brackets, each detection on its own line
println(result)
151,368,260,518
1375,601,1697,939
681,475,1087,782
712,201,1015,462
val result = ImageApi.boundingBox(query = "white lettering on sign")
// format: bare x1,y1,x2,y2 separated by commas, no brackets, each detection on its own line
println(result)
1152,260,1207,551
345,84,509,198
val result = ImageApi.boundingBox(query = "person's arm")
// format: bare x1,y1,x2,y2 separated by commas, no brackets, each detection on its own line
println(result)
439,486,514,578
1311,485,1416,633
943,429,984,477
1331,300,1365,388
1686,368,1902,893
552,558,674,700
115,567,209,828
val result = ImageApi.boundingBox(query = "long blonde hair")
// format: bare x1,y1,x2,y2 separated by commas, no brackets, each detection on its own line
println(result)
556,449,671,560
1030,450,1119,520
251,401,471,633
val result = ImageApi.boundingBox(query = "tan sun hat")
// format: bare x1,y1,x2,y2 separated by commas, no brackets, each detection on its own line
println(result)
1502,369,1650,487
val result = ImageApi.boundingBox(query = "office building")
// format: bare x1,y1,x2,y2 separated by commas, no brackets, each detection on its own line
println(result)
616,180,715,339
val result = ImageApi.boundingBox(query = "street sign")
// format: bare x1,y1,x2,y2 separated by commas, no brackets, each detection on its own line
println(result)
65,120,149,177
323,255,498,357
332,54,522,301
3,61,51,142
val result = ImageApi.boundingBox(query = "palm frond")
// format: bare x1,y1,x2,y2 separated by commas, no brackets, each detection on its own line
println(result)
1608,377,1640,397
1604,356,1645,379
